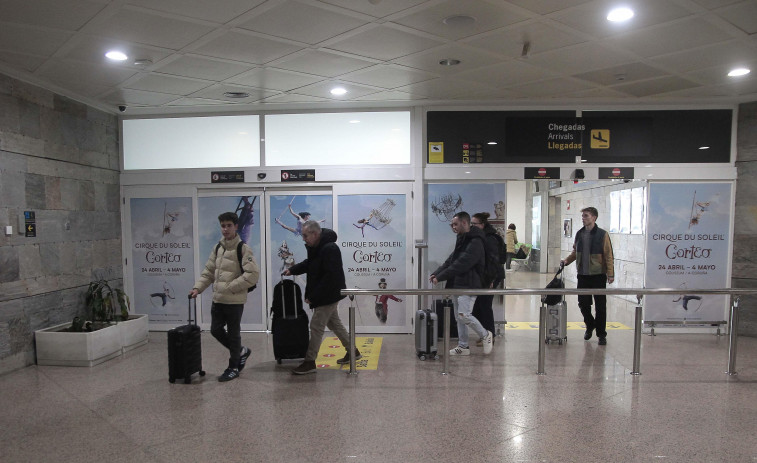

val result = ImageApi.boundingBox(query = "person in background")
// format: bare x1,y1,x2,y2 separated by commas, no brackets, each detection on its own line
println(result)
283,221,360,374
471,212,504,345
189,212,259,382
430,211,493,356
505,223,518,271
561,207,615,346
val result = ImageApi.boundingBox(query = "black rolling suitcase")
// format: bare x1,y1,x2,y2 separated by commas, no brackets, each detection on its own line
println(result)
167,296,206,384
271,277,309,364
435,297,457,339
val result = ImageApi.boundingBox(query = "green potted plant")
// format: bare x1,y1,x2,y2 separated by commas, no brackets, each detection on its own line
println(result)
84,279,130,328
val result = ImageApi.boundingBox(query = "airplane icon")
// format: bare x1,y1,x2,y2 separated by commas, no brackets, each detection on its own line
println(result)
592,132,608,143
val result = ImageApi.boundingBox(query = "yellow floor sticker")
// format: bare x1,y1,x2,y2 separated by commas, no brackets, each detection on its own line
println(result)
504,322,631,330
316,337,382,370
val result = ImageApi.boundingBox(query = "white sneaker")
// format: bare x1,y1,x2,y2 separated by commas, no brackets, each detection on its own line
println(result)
449,346,470,356
482,330,493,354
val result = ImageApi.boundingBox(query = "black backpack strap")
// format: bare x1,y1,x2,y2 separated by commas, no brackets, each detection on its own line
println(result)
236,241,244,274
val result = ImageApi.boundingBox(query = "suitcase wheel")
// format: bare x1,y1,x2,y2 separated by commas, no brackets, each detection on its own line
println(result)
418,354,427,361
545,339,550,344
558,340,563,345
184,377,192,384
169,377,176,383
199,370,206,376
434,355,440,360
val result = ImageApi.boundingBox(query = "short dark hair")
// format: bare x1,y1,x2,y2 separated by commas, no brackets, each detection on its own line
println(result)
508,223,516,230
454,211,471,223
581,207,598,218
472,212,490,226
299,212,311,219
218,212,239,224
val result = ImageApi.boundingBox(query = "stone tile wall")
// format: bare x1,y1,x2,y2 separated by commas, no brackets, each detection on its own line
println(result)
734,101,757,336
0,73,121,373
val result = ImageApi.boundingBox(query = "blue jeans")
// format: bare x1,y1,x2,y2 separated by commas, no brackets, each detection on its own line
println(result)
456,295,487,348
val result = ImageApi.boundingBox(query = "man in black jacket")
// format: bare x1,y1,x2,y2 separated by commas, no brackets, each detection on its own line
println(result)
284,221,360,375
430,211,493,356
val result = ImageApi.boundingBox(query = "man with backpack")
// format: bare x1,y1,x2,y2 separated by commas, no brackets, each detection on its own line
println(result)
189,212,259,382
430,211,493,356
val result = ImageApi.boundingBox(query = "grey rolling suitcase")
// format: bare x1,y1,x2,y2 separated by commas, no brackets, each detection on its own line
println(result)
544,300,568,345
415,309,439,361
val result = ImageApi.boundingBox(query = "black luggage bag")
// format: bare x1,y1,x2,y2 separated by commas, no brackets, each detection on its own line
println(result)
435,297,458,339
271,278,310,364
167,296,206,384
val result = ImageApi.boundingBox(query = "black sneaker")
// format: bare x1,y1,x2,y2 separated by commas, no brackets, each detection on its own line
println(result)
584,328,594,340
218,368,239,382
598,337,607,345
336,350,362,365
292,361,317,375
238,346,251,371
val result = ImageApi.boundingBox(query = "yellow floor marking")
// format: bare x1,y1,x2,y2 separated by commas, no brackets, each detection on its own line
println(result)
316,337,382,370
504,322,631,330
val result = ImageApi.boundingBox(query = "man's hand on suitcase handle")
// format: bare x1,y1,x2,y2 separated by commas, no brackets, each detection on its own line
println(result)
282,269,291,276
188,289,199,299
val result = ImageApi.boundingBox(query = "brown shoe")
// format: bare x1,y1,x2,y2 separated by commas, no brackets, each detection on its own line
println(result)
336,349,362,365
292,361,317,375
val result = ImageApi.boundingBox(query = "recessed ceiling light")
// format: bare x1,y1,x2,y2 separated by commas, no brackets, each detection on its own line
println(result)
349,120,360,123
105,51,128,61
133,58,153,66
330,87,347,95
442,15,476,27
439,58,461,66
699,146,710,150
487,141,497,145
607,7,634,22
728,67,750,77
223,92,249,99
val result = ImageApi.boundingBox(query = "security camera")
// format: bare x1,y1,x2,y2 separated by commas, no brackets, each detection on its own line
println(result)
257,173,266,180
118,105,126,112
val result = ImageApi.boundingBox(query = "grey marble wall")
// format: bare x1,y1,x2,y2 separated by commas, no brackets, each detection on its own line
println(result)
734,101,757,336
0,73,121,373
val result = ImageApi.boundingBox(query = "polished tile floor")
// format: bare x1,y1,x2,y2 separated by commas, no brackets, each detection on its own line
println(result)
2,271,756,463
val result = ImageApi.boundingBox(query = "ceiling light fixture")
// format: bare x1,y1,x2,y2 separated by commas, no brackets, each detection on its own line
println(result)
439,58,461,66
487,141,497,145
349,120,360,123
105,51,128,61
330,87,347,95
607,7,634,22
699,146,710,150
133,59,153,67
442,15,476,27
223,92,249,98
728,67,750,77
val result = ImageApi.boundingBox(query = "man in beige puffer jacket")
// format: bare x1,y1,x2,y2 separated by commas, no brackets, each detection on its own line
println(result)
190,212,260,382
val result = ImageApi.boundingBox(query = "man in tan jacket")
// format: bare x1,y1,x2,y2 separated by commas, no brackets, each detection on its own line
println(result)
190,212,260,382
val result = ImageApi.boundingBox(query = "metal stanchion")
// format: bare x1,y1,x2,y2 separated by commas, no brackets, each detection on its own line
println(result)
537,303,546,375
348,297,358,376
726,296,739,376
631,295,643,376
442,301,451,375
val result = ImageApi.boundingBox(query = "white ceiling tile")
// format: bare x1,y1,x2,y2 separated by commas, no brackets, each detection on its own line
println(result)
717,1,757,34
153,55,252,81
260,93,330,104
610,76,701,97
463,21,587,58
354,90,425,101
685,58,757,85
395,77,495,99
453,60,558,88
550,0,694,38
691,0,745,9
84,8,217,50
125,0,266,24
166,97,233,106
125,73,213,95
192,30,303,64
318,0,429,18
525,42,636,75
238,0,367,45
292,80,381,100
61,35,174,67
339,64,437,88
507,77,595,97
227,67,324,91
392,43,504,75
0,51,47,72
505,0,593,15
394,0,533,40
102,88,181,105
273,49,376,77
0,0,107,30
327,25,444,61
0,23,73,57
36,59,137,88
649,40,757,74
563,86,632,99
608,18,735,58
573,62,668,86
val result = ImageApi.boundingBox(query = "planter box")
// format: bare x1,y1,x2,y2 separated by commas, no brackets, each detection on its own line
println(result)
35,314,149,367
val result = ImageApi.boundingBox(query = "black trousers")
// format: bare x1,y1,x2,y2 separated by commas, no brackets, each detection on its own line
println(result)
472,294,495,335
577,274,607,338
210,302,244,369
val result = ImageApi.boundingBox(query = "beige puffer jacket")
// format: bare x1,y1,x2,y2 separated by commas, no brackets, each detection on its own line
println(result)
193,234,260,304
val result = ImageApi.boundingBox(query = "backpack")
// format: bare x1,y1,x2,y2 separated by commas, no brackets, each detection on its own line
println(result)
215,241,257,293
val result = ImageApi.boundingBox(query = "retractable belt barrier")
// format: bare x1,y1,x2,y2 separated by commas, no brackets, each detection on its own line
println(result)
342,287,751,377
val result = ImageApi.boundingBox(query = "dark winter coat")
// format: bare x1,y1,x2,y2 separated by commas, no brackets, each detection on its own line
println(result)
432,226,486,289
288,228,346,308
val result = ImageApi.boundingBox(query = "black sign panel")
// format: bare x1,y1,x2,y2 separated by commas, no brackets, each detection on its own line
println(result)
24,211,36,237
506,117,584,158
598,167,635,179
281,169,315,182
211,171,244,183
524,167,561,179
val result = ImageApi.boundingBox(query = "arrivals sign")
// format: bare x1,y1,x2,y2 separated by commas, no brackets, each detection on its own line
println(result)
644,183,732,322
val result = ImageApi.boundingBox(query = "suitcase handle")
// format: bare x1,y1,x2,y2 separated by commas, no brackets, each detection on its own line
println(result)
187,295,198,325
